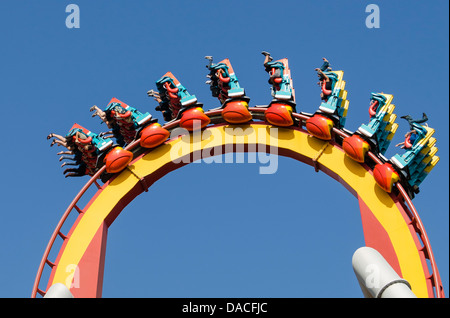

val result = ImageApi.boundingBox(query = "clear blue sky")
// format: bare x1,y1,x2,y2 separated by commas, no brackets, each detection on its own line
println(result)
0,0,447,298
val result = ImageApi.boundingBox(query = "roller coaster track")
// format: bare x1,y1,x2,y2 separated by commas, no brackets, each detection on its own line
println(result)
32,108,445,298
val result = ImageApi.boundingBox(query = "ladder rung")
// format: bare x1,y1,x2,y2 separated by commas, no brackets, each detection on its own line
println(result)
45,259,56,268
73,205,83,214
93,180,102,190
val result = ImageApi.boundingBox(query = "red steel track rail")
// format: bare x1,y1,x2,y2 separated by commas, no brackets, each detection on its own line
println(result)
32,108,444,298
330,121,444,298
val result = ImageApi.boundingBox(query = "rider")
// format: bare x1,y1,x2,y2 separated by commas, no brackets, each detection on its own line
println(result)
63,162,90,178
395,113,428,149
262,51,282,86
149,89,173,121
108,103,137,143
395,129,419,149
91,101,147,146
205,57,231,104
315,58,333,101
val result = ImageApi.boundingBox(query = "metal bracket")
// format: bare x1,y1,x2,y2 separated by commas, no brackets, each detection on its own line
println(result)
126,166,149,192
312,142,329,172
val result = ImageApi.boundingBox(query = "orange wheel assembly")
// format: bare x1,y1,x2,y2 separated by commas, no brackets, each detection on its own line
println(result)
305,114,334,140
139,123,170,148
222,99,252,124
373,163,399,193
264,103,294,127
179,107,211,131
104,147,133,174
342,134,370,163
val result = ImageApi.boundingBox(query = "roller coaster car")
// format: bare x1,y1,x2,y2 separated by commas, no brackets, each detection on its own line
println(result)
156,72,198,112
66,123,113,154
390,124,439,194
368,93,386,118
155,72,210,131
373,122,439,196
207,58,245,100
318,70,349,128
391,123,428,169
264,58,297,127
103,98,169,148
105,98,154,128
357,93,398,155
66,124,133,175
206,58,252,124
266,58,295,101
104,98,157,146
318,71,338,108
358,93,390,138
